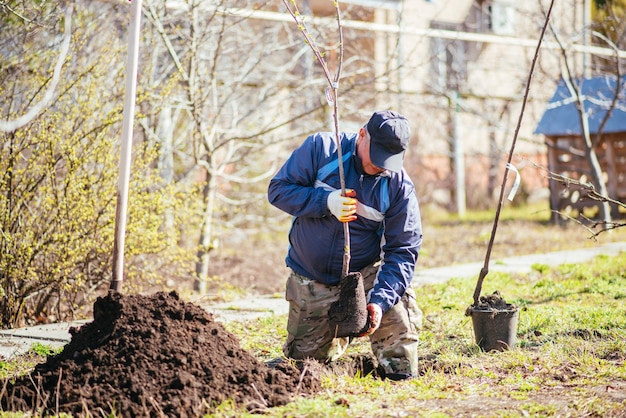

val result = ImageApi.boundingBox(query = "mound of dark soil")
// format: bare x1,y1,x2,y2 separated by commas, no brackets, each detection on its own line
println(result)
2,291,320,417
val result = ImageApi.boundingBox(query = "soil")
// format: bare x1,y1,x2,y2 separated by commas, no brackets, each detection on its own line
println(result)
2,291,321,417
465,290,517,314
328,272,368,337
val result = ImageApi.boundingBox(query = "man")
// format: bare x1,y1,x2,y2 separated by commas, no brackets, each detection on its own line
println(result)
268,110,423,380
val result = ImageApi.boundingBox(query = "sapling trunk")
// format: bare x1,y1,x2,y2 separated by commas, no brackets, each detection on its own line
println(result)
470,0,555,306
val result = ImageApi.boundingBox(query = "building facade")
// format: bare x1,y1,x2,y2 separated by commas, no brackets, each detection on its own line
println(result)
303,0,600,211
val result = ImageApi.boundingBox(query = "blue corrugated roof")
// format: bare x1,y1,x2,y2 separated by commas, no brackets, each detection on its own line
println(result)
534,76,626,136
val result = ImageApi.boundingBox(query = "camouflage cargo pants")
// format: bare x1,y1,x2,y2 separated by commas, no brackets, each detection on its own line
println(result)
283,262,422,377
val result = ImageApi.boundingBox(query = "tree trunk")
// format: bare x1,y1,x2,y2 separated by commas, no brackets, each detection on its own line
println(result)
576,98,612,224
156,104,175,233
194,167,217,293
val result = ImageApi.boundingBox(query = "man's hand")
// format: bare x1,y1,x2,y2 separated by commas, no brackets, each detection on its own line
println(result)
359,303,383,337
327,189,358,222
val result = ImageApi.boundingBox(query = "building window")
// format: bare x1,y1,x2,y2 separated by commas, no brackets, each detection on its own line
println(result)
490,0,516,35
429,22,468,93
428,0,516,92
469,0,516,35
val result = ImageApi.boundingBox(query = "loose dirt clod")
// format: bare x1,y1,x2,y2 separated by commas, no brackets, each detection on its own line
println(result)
1,291,320,417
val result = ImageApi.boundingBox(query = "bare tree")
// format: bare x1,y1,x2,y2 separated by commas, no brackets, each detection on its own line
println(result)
140,0,333,292
136,0,437,292
547,17,624,225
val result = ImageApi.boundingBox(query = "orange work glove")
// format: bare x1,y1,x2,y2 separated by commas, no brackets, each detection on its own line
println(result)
358,303,383,337
327,189,358,222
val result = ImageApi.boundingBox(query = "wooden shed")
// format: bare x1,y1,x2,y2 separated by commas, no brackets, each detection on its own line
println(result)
535,76,626,222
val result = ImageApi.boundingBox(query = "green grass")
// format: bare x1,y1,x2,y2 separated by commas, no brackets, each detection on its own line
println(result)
423,201,553,223
2,251,626,417
219,251,626,417
0,344,61,380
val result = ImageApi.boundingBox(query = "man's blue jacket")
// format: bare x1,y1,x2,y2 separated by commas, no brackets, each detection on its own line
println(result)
268,131,423,314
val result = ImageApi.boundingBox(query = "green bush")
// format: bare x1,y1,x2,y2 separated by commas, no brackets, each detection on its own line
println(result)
0,5,199,328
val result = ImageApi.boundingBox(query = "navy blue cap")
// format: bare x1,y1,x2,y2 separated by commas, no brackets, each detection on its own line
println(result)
366,110,410,172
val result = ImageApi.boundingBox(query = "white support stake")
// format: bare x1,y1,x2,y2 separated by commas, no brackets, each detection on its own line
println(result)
111,0,142,292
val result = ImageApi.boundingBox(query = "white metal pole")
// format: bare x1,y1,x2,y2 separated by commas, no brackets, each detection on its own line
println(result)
453,90,466,217
582,0,591,78
111,0,142,292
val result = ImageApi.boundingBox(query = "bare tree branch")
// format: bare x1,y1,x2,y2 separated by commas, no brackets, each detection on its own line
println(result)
548,14,612,224
546,172,626,236
0,6,73,133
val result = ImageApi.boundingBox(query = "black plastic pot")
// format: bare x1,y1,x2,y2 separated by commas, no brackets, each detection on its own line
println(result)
468,305,519,351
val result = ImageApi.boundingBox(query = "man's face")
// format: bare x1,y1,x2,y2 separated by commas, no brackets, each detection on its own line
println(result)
358,128,386,176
